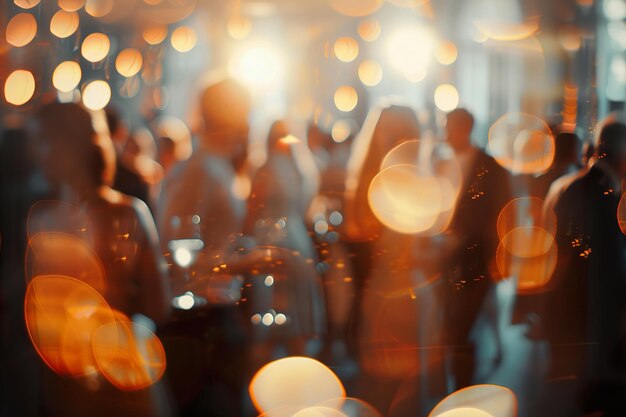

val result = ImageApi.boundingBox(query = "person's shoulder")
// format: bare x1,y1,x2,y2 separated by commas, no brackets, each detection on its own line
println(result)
100,187,151,218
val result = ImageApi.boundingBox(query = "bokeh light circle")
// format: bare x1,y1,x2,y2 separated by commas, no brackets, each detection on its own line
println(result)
15,0,41,9
81,32,111,62
142,24,168,45
357,18,381,42
6,13,37,47
334,37,359,63
85,0,114,17
58,0,86,12
171,26,197,52
115,48,143,77
618,192,626,235
435,41,458,65
4,70,35,106
497,197,556,240
428,384,517,417
52,61,82,92
227,15,252,40
330,0,383,17
82,80,111,110
358,60,383,87
249,356,345,414
50,10,79,38
334,86,358,112
434,84,459,112
488,112,555,175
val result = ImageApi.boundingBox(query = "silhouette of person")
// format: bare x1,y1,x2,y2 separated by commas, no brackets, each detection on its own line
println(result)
443,108,512,389
543,115,626,416
532,130,582,198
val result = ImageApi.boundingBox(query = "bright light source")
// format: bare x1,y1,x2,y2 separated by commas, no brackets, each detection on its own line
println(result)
228,43,285,90
434,83,459,112
174,293,195,310
82,80,111,110
386,26,434,80
173,247,193,268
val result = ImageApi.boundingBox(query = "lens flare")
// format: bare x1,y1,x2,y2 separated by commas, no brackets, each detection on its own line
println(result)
249,356,345,414
488,112,555,175
81,32,111,62
92,320,167,390
24,275,115,376
50,10,79,38
386,26,434,80
428,384,517,417
4,69,35,106
52,61,82,92
228,43,285,89
6,13,37,47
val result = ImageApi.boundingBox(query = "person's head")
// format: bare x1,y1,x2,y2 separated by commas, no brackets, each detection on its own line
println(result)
199,78,250,168
266,120,289,152
552,130,581,167
445,108,474,152
595,115,626,175
35,102,115,191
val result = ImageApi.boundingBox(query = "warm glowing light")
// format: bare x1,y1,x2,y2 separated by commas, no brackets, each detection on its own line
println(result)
142,24,168,45
291,407,347,417
175,293,195,310
368,164,452,234
92,320,166,390
173,247,193,267
358,18,381,42
274,313,287,325
227,15,252,40
619,192,626,235
558,26,582,52
171,26,197,52
428,384,517,417
15,0,41,9
435,409,494,417
82,80,111,110
499,226,554,258
334,37,359,63
330,0,383,17
497,197,556,240
386,26,434,80
264,275,274,286
261,312,274,326
434,84,459,112
474,18,540,41
435,41,458,65
4,70,35,106
26,232,105,292
50,10,79,38
81,33,110,62
115,48,143,77
58,0,86,12
229,43,285,89
331,119,352,143
52,61,82,92
24,275,115,376
6,13,37,47
85,0,114,17
334,86,358,112
488,112,555,175
358,60,383,86
249,356,345,414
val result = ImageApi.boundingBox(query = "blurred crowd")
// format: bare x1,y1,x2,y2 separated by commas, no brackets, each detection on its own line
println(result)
1,78,626,417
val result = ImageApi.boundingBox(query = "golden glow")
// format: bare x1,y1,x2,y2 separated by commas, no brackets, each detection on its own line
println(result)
434,84,459,112
4,69,35,106
428,384,517,417
357,18,381,42
81,33,111,62
558,26,582,52
142,24,168,45
6,13,37,47
496,232,557,291
171,26,197,52
85,0,114,18
26,232,105,292
58,0,86,12
497,197,556,240
50,10,79,39
436,409,495,417
229,43,285,89
358,60,383,86
115,48,143,77
24,275,115,376
618,192,626,235
331,119,352,143
488,113,555,175
386,26,434,80
330,0,383,17
334,37,359,63
82,80,111,110
474,17,540,41
334,86,358,112
227,15,252,40
249,356,345,414
92,320,166,390
52,61,82,92
291,407,347,417
14,0,41,8
435,41,458,65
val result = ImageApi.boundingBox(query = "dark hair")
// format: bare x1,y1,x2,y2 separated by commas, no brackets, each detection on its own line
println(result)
595,119,626,163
